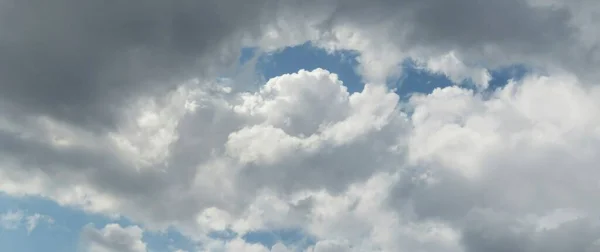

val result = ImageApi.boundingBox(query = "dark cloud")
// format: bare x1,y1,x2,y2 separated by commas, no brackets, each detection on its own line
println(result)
461,210,600,252
272,0,592,83
332,0,576,62
407,0,573,51
0,0,274,130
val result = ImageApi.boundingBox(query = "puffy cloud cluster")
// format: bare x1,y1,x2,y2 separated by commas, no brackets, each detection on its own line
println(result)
2,0,600,251
0,68,403,229
81,224,147,252
5,66,600,251
395,74,600,251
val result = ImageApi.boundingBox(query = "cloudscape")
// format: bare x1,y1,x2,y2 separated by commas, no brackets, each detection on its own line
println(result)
1,0,600,251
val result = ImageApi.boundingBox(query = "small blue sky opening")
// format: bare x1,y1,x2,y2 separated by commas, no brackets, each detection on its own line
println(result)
394,59,455,99
488,64,529,89
240,43,364,94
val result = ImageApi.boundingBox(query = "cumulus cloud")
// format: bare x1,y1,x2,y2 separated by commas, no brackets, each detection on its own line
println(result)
421,51,491,89
0,68,405,237
201,237,294,252
4,68,600,251
2,0,600,251
81,223,147,252
390,74,600,251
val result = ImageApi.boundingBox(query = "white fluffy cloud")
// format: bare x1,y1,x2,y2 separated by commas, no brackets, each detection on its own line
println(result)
201,237,295,252
421,51,491,89
5,64,600,251
81,223,147,252
394,73,600,251
0,68,404,237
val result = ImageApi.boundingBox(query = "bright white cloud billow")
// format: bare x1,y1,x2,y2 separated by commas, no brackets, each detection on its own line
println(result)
1,0,600,251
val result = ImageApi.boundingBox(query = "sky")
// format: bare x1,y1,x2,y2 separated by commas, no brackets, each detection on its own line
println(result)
1,1,600,252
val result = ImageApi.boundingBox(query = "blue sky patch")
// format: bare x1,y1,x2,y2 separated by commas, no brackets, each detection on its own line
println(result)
488,64,529,90
394,59,455,98
242,43,364,93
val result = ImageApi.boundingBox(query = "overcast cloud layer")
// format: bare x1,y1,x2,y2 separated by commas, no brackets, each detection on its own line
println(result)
2,0,600,251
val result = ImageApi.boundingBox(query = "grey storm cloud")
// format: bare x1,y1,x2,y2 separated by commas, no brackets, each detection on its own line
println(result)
0,0,276,129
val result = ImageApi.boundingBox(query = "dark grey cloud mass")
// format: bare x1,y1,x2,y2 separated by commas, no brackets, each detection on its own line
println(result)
319,0,581,69
0,0,275,130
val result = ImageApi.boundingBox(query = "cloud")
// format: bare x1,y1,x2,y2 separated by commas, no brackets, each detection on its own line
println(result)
0,0,592,129
4,66,600,251
0,210,54,233
81,223,147,252
25,213,54,234
2,0,600,251
0,210,24,230
420,51,491,89
198,236,296,252
255,0,600,85
0,68,405,239
389,73,600,251
0,0,280,130
307,240,353,252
